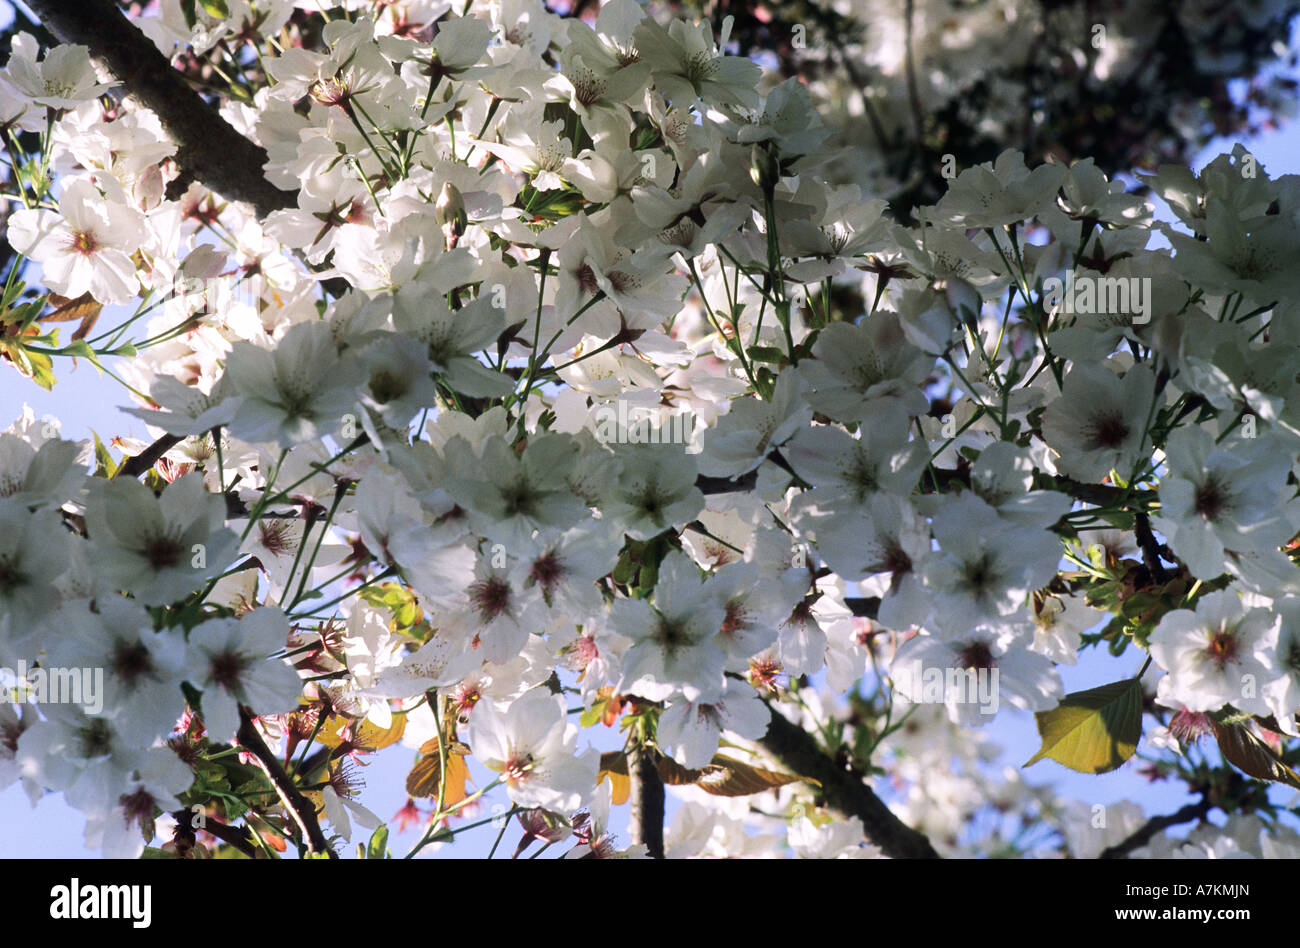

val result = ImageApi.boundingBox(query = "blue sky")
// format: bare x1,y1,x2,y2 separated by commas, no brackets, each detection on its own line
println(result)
2,7,1300,859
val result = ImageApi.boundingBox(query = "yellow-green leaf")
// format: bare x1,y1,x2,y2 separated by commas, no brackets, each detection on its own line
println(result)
597,752,632,806
1211,720,1300,790
315,711,406,752
1024,677,1142,774
91,430,118,478
365,824,389,859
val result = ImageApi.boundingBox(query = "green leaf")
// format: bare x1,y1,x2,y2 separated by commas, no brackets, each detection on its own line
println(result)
1211,720,1300,790
199,0,229,17
636,555,658,594
211,791,248,822
746,345,787,365
29,352,56,390
180,0,198,28
61,339,95,360
1024,677,1143,774
611,540,642,586
91,430,118,478
365,824,390,859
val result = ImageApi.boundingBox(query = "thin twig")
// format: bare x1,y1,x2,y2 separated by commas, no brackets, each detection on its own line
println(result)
1098,797,1214,859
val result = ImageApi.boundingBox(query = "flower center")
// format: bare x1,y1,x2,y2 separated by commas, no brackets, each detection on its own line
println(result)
720,598,749,639
209,650,249,690
118,787,158,829
70,230,99,256
503,752,534,784
1194,478,1231,520
748,655,783,691
143,533,186,570
0,554,25,594
568,65,607,106
568,634,599,671
956,640,996,671
451,682,481,718
653,615,691,652
309,75,352,108
1204,625,1239,669
576,263,601,296
78,717,114,758
369,369,407,404
1087,411,1130,449
960,552,997,595
469,576,512,622
529,551,565,592
111,640,154,682
257,520,297,557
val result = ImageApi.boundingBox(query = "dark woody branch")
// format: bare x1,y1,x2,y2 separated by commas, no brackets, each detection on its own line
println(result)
759,705,941,858
237,705,336,858
1098,797,1214,859
171,807,261,859
25,0,297,219
626,742,666,859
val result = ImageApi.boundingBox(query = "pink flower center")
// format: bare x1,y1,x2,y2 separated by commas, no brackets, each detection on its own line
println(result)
469,577,512,622
69,230,99,256
503,752,534,784
1204,626,1239,669
956,640,996,671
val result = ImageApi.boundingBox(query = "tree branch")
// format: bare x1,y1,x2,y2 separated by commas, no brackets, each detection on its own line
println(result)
844,596,880,619
697,469,759,496
759,705,940,858
1134,511,1171,583
627,741,665,859
697,460,1150,510
25,0,297,219
1098,797,1214,859
115,432,182,480
237,706,336,858
172,808,261,859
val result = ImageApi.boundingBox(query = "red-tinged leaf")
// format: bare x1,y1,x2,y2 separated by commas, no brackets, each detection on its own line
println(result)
1211,720,1300,790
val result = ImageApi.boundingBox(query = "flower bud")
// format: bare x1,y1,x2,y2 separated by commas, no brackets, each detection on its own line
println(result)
436,181,467,237
749,144,779,193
